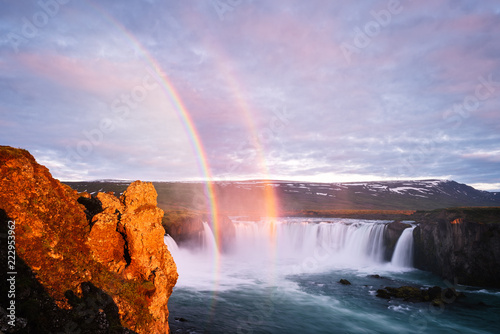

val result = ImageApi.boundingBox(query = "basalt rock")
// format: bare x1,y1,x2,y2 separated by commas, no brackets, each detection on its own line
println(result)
368,274,384,279
413,208,500,288
383,221,411,261
202,213,236,252
376,285,465,304
0,146,178,333
162,210,204,247
162,210,235,252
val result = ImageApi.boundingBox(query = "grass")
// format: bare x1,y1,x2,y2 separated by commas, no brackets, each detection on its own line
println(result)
432,207,500,224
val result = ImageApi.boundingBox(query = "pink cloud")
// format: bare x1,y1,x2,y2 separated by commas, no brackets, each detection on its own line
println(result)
13,51,147,99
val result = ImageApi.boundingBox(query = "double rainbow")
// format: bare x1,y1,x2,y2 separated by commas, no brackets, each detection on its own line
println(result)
87,1,280,283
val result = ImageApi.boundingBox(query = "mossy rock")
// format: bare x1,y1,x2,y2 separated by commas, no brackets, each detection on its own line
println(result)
339,279,351,285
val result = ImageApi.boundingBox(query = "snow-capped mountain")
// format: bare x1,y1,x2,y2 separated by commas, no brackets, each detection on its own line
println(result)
65,179,500,212
215,179,500,211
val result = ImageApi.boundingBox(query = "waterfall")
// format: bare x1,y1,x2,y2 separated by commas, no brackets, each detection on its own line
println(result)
164,234,179,254
168,218,401,288
391,226,416,268
231,219,388,267
201,222,218,253
341,222,386,263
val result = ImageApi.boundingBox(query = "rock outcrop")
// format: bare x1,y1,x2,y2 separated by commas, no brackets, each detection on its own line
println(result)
376,285,465,305
338,279,351,285
413,208,500,288
162,210,204,247
0,146,177,333
383,221,411,261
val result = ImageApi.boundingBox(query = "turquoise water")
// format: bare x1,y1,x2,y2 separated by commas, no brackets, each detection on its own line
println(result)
166,219,500,333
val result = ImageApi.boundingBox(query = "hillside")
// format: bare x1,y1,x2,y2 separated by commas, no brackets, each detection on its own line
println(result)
272,179,500,211
64,179,500,215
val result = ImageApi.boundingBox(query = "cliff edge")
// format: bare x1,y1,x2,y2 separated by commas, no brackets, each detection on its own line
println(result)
413,208,500,288
0,146,177,333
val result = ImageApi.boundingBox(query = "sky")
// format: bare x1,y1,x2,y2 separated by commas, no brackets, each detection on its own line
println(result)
1,0,500,191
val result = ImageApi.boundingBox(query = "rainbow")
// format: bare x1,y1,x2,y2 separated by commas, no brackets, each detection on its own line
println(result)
86,0,280,285
85,2,222,265
212,51,280,218
206,43,281,282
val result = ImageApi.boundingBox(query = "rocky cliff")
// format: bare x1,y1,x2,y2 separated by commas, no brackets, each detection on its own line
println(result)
413,208,500,288
0,146,178,333
383,221,411,261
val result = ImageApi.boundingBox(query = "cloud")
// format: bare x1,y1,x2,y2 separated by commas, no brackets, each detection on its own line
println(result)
0,0,499,191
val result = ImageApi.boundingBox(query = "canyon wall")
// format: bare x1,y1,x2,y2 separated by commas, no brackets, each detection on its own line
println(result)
413,209,500,288
0,146,177,333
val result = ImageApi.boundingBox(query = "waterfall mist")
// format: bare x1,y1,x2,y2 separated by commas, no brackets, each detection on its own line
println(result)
164,218,415,290
166,218,500,334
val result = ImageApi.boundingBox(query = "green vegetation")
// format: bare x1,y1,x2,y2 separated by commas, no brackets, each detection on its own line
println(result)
64,180,500,216
444,207,500,223
415,207,500,224
286,209,415,219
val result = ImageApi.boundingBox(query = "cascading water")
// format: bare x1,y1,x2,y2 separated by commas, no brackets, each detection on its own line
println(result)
165,218,392,290
164,234,179,254
201,221,218,253
231,219,388,268
391,226,416,268
166,218,500,334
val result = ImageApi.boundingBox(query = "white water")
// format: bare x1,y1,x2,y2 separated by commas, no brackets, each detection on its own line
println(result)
165,219,500,334
164,218,395,289
391,226,416,268
201,221,218,254
231,219,388,267
164,234,179,253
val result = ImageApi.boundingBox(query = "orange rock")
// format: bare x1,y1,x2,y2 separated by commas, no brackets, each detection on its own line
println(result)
451,218,464,225
0,146,178,334
97,191,123,213
87,210,127,274
118,181,178,333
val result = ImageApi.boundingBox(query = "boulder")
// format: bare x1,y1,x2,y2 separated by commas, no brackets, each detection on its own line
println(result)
376,285,465,304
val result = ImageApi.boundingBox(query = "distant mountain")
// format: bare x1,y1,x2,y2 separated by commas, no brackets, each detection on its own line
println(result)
265,179,500,211
65,179,500,214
